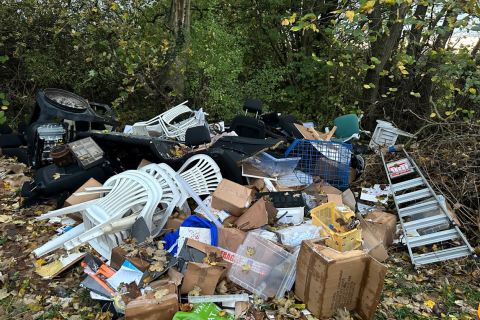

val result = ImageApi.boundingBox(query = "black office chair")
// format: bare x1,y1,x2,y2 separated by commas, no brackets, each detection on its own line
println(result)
228,98,266,139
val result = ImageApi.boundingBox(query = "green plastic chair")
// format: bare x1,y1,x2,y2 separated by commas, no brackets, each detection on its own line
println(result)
331,114,360,143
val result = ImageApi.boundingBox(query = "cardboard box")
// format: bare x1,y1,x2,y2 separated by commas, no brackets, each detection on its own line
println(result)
364,210,397,248
137,159,153,169
234,199,277,230
64,178,103,207
211,179,255,217
110,247,151,272
295,241,387,320
125,293,178,320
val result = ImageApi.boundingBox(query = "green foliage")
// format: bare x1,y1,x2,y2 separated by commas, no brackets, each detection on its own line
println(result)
0,0,479,129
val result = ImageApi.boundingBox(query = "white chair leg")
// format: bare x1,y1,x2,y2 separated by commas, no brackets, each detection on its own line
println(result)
36,200,99,220
33,223,85,258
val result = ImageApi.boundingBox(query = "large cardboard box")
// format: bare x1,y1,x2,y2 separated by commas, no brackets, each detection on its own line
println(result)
211,179,255,216
295,241,387,320
364,210,397,248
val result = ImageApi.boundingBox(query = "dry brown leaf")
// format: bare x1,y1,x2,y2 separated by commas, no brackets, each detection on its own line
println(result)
180,303,194,312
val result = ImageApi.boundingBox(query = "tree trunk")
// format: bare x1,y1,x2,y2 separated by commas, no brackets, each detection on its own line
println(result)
362,2,409,122
163,0,190,105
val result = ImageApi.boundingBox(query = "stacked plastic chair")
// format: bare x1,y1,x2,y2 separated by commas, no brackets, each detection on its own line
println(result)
34,170,163,258
131,101,204,141
33,155,223,259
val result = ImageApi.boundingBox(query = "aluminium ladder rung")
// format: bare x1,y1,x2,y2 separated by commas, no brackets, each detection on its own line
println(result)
413,245,472,266
403,215,449,232
408,228,459,248
398,200,440,218
391,177,424,193
395,188,432,204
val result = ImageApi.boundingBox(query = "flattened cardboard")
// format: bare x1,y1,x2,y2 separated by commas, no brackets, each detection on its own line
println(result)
137,159,152,169
110,247,151,272
364,210,397,248
211,179,255,216
234,199,277,230
64,178,102,221
295,241,387,320
356,213,388,262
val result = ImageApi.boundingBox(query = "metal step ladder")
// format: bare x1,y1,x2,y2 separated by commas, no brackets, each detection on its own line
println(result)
381,149,477,268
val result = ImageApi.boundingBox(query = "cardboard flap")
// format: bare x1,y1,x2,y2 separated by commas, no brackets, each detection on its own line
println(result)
357,257,388,320
356,213,388,262
327,194,343,207
342,188,357,210
235,198,269,230
264,200,278,219
185,239,227,268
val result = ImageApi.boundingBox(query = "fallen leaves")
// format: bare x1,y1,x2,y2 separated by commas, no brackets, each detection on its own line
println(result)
180,303,194,312
188,286,201,296
154,288,170,300
242,263,251,274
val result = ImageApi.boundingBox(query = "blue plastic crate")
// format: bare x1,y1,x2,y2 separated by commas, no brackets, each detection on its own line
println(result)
245,151,301,177
285,139,352,188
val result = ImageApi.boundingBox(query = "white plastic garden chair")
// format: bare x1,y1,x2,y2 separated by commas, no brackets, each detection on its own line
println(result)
35,170,163,258
131,101,189,137
70,166,182,238
70,155,223,240
139,164,181,236
132,101,203,141
369,120,413,153
80,171,162,256
177,154,223,196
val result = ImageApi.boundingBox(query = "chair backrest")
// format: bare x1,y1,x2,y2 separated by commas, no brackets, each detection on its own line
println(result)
161,104,192,125
334,114,359,139
185,126,211,147
140,163,182,236
229,115,266,139
177,154,222,196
